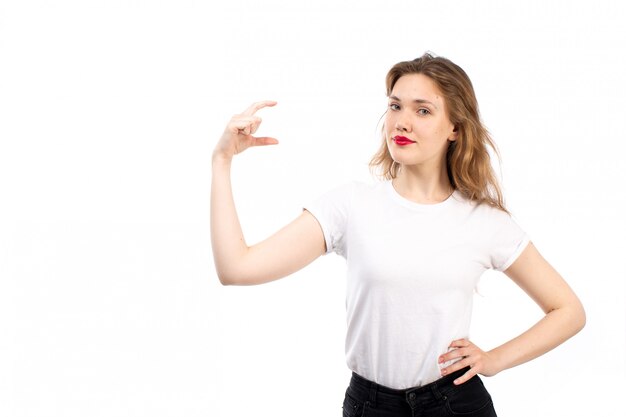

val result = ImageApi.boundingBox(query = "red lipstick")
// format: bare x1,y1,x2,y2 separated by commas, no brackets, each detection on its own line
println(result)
393,135,416,146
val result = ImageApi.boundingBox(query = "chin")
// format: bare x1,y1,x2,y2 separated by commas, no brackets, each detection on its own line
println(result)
388,152,416,166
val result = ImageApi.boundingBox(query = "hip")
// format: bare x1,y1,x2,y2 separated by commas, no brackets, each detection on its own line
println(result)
342,367,497,417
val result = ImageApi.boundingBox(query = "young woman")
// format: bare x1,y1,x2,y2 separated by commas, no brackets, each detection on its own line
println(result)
211,53,586,417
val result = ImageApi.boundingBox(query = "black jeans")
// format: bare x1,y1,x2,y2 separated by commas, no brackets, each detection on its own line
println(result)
342,367,497,417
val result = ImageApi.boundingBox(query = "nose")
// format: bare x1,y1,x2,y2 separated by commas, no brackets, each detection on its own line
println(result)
394,111,411,132
395,121,408,132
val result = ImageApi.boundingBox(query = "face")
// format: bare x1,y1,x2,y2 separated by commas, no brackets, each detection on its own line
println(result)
384,73,457,169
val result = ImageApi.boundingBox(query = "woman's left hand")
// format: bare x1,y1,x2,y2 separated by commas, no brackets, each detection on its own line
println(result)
438,339,501,385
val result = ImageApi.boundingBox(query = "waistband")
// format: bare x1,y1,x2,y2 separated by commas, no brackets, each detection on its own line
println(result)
349,367,471,408
351,367,469,396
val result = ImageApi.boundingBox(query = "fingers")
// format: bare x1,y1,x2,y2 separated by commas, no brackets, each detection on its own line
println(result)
453,367,478,385
229,99,277,136
437,339,499,385
241,100,277,116
216,101,278,157
228,116,262,136
448,339,471,349
252,136,279,146
438,339,479,384
439,356,472,376
438,339,471,364
439,347,470,364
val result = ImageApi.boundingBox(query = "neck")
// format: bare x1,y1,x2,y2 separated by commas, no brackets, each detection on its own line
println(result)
393,163,454,204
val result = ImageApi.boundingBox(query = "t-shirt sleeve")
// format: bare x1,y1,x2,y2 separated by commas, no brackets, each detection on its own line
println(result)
488,210,531,272
302,182,354,257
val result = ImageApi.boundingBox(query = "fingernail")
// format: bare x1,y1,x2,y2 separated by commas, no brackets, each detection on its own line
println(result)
441,369,447,375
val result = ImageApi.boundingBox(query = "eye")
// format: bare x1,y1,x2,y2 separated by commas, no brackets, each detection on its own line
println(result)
418,108,430,115
389,103,400,111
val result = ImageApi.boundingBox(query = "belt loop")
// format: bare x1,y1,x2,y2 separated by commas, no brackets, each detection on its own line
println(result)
430,382,443,402
368,381,378,408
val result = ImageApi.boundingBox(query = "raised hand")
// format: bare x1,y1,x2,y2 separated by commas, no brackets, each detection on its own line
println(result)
213,100,278,160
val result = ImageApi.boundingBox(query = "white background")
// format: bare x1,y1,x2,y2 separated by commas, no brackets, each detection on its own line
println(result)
1,1,625,416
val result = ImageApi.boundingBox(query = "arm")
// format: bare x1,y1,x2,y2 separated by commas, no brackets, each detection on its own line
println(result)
487,241,586,370
211,101,326,286
439,241,586,384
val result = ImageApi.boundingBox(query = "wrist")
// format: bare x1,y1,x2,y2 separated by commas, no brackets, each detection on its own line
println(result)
212,150,233,166
486,347,507,376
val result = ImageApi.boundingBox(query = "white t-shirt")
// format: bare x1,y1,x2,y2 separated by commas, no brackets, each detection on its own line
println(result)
303,180,530,389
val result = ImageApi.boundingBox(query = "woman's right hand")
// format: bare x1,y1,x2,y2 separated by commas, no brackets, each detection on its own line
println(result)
212,100,278,161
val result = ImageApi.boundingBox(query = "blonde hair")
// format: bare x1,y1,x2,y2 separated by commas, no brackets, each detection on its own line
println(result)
369,52,508,213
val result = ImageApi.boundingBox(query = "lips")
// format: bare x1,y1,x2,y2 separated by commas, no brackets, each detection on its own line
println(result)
393,135,416,145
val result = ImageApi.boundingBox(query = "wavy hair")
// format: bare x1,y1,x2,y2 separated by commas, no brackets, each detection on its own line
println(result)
369,52,508,213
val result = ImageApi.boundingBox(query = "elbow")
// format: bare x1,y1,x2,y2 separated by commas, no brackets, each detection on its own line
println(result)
215,267,258,286
213,255,270,286
214,258,244,286
564,298,586,336
570,293,586,334
217,269,247,286
215,265,236,286
574,301,587,333
213,249,255,286
547,298,586,337
217,273,233,286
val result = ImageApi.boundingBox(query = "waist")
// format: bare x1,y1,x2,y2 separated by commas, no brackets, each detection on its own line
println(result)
346,366,495,415
351,366,470,398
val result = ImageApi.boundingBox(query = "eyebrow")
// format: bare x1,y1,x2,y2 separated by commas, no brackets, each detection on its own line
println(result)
389,95,438,110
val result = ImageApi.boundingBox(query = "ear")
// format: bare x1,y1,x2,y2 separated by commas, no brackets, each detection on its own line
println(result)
448,125,459,142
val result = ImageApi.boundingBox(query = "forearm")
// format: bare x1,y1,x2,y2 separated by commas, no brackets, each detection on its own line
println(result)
489,302,586,373
210,153,248,284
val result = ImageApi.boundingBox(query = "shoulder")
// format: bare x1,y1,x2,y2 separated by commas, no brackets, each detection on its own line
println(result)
454,191,512,218
347,179,390,203
324,179,384,197
451,192,523,233
307,180,371,210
